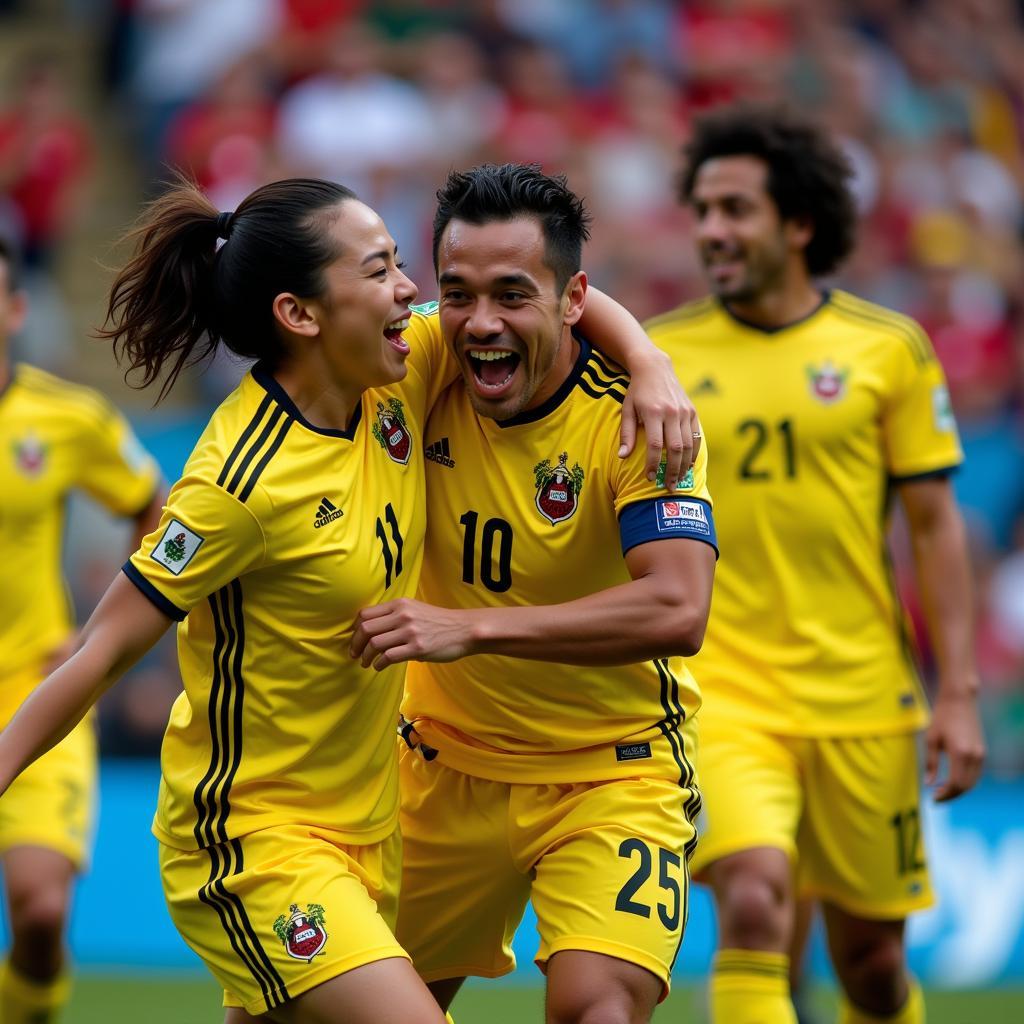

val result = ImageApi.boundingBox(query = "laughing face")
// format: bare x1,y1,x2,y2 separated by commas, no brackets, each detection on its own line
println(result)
690,155,804,305
311,200,418,392
436,216,585,421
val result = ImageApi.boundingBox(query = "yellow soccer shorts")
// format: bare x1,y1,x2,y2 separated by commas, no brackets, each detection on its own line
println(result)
690,717,934,919
0,664,97,869
396,743,699,998
159,823,408,1016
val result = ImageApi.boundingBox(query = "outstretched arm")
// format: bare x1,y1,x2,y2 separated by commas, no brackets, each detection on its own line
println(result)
579,287,701,489
351,537,715,670
0,573,171,795
898,475,985,802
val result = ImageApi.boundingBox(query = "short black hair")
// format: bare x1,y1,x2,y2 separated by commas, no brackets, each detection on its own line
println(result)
433,163,592,293
0,236,23,292
679,104,857,277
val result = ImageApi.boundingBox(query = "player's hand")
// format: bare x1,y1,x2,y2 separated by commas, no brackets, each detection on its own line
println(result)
925,689,986,802
619,349,701,490
350,599,473,670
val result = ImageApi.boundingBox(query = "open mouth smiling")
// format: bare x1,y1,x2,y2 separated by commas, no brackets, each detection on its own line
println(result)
467,349,522,394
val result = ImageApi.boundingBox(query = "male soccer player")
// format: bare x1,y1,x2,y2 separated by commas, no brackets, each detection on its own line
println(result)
644,106,986,1024
0,237,163,1022
351,163,718,1024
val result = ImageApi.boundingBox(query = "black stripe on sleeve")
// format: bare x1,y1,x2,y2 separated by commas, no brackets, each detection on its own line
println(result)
121,562,187,621
238,417,294,502
226,406,285,495
217,394,274,487
888,465,959,485
577,378,626,404
582,360,629,390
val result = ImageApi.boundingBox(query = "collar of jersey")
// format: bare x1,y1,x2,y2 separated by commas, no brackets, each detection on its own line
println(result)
720,288,831,335
494,331,590,429
251,360,364,439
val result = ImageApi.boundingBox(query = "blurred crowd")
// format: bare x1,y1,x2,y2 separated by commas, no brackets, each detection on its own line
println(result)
2,0,1024,774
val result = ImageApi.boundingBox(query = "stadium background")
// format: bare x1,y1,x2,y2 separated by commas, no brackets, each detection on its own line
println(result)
1,0,1023,1019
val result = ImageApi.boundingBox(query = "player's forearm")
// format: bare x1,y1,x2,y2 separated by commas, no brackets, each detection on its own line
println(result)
579,287,671,374
465,577,708,665
0,575,170,793
0,638,122,793
908,505,979,699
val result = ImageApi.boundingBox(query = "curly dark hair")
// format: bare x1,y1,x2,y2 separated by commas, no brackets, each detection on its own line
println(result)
678,104,857,277
433,163,592,293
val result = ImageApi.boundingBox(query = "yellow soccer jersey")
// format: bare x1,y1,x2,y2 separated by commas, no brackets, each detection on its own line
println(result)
127,307,453,850
645,289,963,736
402,331,718,785
0,364,159,712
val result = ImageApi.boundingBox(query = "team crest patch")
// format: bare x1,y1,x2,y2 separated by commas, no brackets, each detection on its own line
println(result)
807,360,848,403
372,398,412,465
534,451,584,525
273,903,328,962
12,433,47,477
149,519,204,575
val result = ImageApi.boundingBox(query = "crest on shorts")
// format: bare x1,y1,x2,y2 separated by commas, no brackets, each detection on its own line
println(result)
12,433,47,477
806,360,848,403
372,398,411,465
534,451,584,526
273,903,328,962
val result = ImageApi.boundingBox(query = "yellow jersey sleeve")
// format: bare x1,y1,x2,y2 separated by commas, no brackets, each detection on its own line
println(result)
124,475,267,620
881,329,963,478
70,399,160,515
614,433,717,556
406,302,460,415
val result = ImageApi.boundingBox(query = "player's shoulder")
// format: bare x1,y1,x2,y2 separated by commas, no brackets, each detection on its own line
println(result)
14,363,116,423
576,340,629,411
180,371,281,498
642,296,720,337
826,290,934,365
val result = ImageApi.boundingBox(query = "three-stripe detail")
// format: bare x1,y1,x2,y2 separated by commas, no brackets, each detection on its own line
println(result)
653,657,701,971
198,837,289,1010
192,580,287,1009
216,394,295,502
579,350,628,404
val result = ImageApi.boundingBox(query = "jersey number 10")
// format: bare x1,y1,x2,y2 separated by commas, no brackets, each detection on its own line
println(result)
459,510,513,593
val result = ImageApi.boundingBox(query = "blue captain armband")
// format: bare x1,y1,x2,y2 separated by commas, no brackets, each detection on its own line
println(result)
619,496,719,557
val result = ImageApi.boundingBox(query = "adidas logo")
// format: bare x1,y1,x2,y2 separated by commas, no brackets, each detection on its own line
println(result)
424,437,455,468
691,377,719,396
688,378,720,397
313,497,344,528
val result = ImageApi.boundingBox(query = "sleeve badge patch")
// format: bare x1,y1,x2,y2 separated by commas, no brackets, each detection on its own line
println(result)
150,519,204,575
409,300,440,317
932,385,956,433
656,499,710,536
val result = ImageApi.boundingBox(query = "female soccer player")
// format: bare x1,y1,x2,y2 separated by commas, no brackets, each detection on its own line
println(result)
0,176,693,1023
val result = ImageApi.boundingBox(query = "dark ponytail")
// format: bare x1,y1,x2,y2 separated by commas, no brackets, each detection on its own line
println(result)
98,177,357,400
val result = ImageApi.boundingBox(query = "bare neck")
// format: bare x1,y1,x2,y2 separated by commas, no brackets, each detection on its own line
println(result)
523,331,579,412
272,359,363,432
